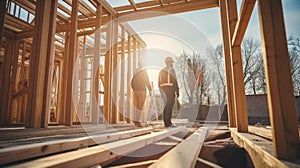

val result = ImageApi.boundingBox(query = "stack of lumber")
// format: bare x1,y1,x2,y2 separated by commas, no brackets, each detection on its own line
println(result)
1,123,238,168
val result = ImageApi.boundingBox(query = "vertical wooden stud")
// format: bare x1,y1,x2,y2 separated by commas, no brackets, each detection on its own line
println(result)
226,0,248,132
65,0,79,126
103,16,113,124
219,0,236,127
0,0,6,47
91,4,102,124
25,0,57,128
0,38,17,125
126,35,132,123
258,0,299,159
59,33,70,125
111,20,119,124
41,0,57,127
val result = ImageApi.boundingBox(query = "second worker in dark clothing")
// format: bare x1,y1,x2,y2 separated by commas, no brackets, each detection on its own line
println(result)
158,57,179,128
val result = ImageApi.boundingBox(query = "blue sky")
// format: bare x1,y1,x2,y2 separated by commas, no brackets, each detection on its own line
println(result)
124,0,300,90
128,0,300,52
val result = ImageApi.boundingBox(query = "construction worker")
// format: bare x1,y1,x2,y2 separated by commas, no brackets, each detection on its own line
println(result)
158,57,179,128
131,62,152,127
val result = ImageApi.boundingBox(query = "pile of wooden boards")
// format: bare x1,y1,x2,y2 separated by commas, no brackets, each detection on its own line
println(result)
0,124,212,168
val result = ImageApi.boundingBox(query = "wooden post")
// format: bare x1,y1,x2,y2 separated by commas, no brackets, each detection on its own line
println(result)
226,0,248,132
133,38,137,71
91,4,102,125
59,33,70,125
79,36,86,122
0,38,17,125
41,0,57,128
119,26,126,122
56,59,63,124
7,40,20,124
258,0,299,159
0,0,6,47
219,0,236,127
111,20,119,124
103,16,112,124
126,35,132,123
25,0,57,128
65,0,79,126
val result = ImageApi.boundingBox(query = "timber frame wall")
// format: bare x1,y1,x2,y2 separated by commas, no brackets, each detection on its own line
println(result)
0,0,299,161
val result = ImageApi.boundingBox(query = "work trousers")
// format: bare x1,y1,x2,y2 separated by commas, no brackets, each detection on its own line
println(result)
160,89,175,127
133,90,146,122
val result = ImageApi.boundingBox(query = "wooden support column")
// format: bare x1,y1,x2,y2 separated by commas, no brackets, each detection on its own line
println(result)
25,0,57,128
42,0,57,127
111,20,119,124
219,0,236,127
126,35,132,123
91,4,102,125
0,0,6,47
59,33,70,124
119,26,126,121
133,38,137,71
65,0,79,126
226,0,248,132
103,16,113,124
258,0,299,159
7,40,20,123
56,58,64,124
79,36,86,122
0,38,18,125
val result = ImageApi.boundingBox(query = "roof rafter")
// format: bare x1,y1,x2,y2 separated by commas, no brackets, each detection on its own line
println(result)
128,0,137,11
117,0,219,22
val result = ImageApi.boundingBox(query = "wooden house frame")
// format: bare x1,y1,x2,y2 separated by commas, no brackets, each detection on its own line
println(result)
0,0,299,165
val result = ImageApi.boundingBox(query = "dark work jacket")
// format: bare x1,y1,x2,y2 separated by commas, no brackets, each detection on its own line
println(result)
158,66,179,96
131,69,152,91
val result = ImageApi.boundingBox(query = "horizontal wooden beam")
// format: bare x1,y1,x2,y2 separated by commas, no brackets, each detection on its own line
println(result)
0,128,153,165
11,126,186,168
93,0,117,16
150,127,208,168
232,0,256,46
117,0,219,22
3,27,16,39
121,22,146,47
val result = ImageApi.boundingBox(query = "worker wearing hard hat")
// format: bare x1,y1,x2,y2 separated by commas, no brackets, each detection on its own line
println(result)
158,57,179,128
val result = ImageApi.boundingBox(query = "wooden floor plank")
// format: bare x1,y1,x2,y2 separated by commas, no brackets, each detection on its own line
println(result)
149,127,208,168
9,126,186,168
0,128,152,165
230,128,300,168
0,127,135,148
249,126,300,141
0,124,136,141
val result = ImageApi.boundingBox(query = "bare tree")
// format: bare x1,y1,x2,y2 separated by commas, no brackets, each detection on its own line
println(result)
175,52,208,105
288,35,300,95
206,45,226,106
241,38,264,95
